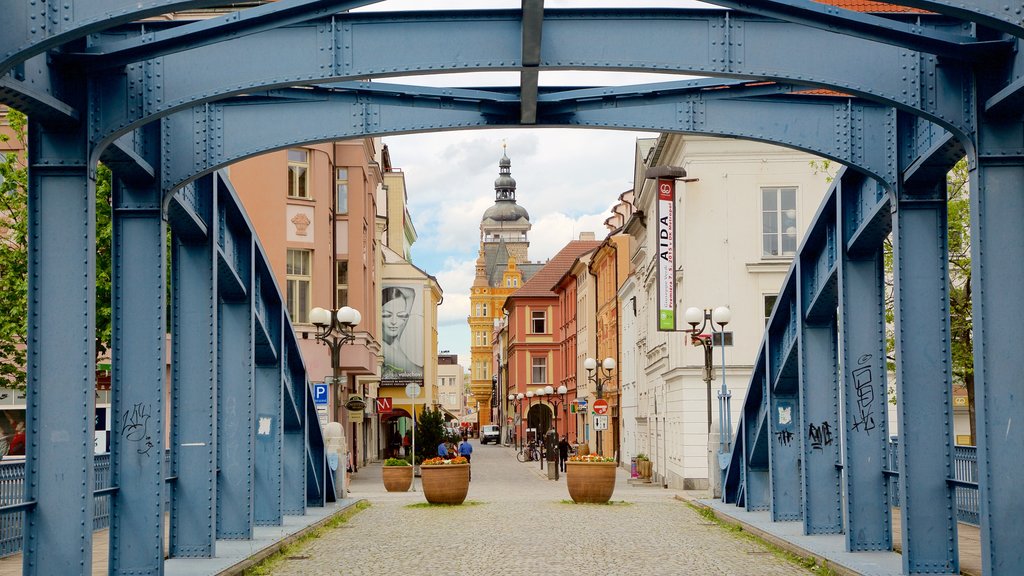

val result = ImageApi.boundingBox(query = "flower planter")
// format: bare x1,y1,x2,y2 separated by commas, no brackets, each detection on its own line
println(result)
382,465,413,492
637,459,652,480
566,461,616,503
419,463,470,504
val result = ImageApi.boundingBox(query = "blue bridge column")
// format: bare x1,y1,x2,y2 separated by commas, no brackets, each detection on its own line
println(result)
797,317,842,535
971,118,1024,575
836,174,891,552
109,174,166,575
169,176,218,557
282,347,307,516
24,116,96,575
215,183,256,539
254,357,284,526
892,177,958,575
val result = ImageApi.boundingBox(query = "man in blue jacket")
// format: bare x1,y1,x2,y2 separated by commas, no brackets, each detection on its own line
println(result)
458,437,473,462
438,441,449,457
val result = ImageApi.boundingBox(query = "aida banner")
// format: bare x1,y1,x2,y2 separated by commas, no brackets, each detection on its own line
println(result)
657,178,675,331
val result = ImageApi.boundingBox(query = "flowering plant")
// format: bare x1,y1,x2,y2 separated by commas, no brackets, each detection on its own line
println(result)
384,457,411,466
421,456,468,465
568,454,615,463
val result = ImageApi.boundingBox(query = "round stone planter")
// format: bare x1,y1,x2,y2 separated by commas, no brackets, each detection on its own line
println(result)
382,465,413,492
419,464,470,504
566,461,616,503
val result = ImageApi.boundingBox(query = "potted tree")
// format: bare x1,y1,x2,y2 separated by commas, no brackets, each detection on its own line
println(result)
566,453,617,503
419,456,470,504
382,457,413,492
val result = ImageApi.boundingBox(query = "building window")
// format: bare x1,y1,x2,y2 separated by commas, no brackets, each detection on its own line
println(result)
531,310,546,334
762,186,797,257
286,249,311,323
336,260,348,308
764,294,778,326
532,357,547,384
336,168,348,214
288,149,309,199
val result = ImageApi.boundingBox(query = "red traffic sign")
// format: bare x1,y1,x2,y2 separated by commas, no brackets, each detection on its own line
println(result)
375,397,392,414
593,399,609,415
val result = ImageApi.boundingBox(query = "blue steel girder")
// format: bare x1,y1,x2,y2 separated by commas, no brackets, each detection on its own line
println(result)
884,1,1024,38
698,0,1011,60
158,84,899,196
0,0,232,75
64,0,381,71
85,9,979,150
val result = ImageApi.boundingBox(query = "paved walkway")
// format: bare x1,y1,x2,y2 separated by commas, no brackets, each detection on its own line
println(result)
270,442,813,576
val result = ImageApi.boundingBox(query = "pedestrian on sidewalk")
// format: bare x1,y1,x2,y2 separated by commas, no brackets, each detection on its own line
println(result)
438,440,449,458
458,437,473,462
558,436,570,472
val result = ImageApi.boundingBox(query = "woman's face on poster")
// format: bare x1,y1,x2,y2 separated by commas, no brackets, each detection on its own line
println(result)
382,294,411,342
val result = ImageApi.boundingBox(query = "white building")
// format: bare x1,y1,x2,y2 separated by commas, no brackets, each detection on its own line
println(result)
622,134,830,491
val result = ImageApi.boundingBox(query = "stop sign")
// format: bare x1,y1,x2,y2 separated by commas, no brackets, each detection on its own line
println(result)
593,399,609,415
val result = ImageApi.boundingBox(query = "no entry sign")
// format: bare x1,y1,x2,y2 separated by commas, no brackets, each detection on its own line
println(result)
593,399,609,415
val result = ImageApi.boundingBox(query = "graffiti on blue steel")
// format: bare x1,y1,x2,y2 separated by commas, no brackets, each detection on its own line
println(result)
775,404,795,446
808,421,834,451
121,402,155,456
851,354,877,434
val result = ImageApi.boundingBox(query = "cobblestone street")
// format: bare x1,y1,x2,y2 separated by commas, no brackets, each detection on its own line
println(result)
270,441,813,575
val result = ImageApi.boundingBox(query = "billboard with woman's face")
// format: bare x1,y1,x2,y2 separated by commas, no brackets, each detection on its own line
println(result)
381,284,424,382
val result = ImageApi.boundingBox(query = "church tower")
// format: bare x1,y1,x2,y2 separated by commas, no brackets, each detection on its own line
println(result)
467,148,539,427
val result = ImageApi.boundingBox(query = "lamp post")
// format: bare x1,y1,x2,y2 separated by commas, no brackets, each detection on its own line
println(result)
684,305,731,492
525,390,535,444
546,385,568,437
536,387,548,471
310,305,361,470
584,357,616,456
508,393,523,449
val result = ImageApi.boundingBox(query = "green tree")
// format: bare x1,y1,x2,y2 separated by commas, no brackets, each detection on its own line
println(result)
414,407,448,462
0,110,29,390
0,108,113,389
884,158,973,443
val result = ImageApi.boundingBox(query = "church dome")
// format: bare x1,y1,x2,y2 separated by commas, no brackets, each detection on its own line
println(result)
483,201,530,222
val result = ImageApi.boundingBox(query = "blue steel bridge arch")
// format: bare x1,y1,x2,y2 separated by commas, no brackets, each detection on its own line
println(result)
3,2,1024,575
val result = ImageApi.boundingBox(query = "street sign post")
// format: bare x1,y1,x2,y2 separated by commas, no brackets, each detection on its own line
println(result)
594,415,609,430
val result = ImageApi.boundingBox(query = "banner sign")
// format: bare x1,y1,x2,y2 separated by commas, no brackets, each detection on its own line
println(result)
657,178,675,330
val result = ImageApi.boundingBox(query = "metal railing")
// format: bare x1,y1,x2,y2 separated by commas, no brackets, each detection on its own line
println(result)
0,452,170,557
887,439,978,525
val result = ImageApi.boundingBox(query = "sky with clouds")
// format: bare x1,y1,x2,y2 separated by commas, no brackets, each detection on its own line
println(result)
359,1,713,368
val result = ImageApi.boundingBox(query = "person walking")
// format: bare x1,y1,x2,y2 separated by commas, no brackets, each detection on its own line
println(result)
458,437,473,462
438,440,449,458
558,436,570,472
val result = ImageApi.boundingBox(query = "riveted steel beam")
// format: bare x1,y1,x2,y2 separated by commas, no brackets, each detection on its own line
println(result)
0,1,232,75
884,0,1024,38
66,0,381,70
520,0,544,124
86,9,976,151
699,0,1011,61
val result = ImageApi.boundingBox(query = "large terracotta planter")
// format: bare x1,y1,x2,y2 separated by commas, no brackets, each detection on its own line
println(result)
382,465,413,492
566,461,616,503
420,464,470,504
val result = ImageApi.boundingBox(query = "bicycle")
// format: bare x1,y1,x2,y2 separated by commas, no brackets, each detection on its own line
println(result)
516,441,540,462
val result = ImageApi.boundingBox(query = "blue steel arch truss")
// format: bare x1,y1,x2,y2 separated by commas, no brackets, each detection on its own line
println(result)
2,1,1024,575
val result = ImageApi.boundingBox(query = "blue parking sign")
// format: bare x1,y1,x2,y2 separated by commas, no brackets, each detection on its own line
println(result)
313,383,329,405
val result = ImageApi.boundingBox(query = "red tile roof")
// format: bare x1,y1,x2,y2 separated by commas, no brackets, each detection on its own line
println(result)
814,0,932,14
509,240,602,298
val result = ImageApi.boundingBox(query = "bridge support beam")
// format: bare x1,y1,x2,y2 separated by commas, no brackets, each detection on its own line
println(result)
24,114,96,576
254,361,284,526
109,170,166,574
170,175,218,557
768,388,801,521
971,122,1024,574
892,178,958,575
837,174,892,552
797,317,842,535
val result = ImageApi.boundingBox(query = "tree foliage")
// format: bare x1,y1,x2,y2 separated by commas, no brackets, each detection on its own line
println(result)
0,108,113,390
884,158,973,442
414,407,448,463
0,110,29,389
